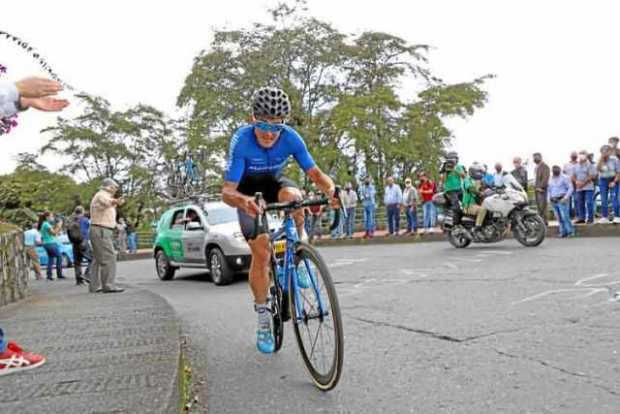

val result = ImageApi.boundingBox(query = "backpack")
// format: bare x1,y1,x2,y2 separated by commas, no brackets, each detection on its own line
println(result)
67,216,83,244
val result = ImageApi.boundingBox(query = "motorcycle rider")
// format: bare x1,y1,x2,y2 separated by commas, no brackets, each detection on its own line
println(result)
462,163,488,236
439,151,466,210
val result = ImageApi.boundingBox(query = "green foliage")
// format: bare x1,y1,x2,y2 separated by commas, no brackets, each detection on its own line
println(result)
41,95,180,227
0,158,81,227
177,0,492,197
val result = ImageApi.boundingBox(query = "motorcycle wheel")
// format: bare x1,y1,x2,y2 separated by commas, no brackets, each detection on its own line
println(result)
447,230,472,248
513,214,546,247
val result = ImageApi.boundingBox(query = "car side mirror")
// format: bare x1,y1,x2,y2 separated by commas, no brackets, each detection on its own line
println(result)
186,222,204,231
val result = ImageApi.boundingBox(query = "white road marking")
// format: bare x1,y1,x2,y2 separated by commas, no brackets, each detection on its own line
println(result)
513,273,620,305
330,258,369,268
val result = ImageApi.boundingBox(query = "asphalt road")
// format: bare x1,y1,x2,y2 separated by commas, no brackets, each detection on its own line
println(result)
117,238,620,414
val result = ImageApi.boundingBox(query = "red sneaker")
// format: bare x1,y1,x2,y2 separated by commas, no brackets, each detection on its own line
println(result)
0,341,46,376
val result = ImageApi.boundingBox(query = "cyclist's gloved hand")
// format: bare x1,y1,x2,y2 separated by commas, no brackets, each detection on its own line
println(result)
242,196,263,218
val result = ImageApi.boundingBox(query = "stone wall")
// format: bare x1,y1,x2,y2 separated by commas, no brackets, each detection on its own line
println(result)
0,228,29,306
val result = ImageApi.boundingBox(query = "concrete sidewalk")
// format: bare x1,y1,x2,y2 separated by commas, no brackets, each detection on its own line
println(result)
0,281,182,414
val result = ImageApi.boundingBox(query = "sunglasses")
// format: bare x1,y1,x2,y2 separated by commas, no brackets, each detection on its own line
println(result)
254,121,285,133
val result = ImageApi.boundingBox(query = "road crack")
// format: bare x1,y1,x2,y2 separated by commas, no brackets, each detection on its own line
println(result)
350,316,463,342
492,348,619,397
350,316,524,344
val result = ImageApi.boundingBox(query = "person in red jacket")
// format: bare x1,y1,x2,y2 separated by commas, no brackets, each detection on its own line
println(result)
418,172,437,232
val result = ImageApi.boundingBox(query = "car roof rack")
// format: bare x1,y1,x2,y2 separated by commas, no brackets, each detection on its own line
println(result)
165,192,222,208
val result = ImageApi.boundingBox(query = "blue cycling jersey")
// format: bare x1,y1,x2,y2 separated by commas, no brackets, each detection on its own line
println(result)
225,124,316,183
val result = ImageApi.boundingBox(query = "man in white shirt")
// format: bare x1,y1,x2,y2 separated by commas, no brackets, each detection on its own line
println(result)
384,176,403,236
341,183,358,238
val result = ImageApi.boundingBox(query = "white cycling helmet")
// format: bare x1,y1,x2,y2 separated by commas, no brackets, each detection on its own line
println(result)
252,87,291,119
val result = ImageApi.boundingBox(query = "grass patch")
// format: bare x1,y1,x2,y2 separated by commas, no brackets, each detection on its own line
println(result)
179,347,194,413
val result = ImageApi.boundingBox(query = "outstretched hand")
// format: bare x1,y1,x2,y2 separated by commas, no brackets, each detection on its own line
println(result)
20,97,69,112
15,77,64,98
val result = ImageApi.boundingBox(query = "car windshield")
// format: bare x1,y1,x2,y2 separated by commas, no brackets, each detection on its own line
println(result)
205,206,238,225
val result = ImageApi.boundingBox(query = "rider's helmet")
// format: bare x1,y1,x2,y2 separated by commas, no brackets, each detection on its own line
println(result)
252,87,291,119
468,163,485,180
445,151,459,162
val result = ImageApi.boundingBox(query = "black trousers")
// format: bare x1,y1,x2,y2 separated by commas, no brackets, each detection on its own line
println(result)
445,190,463,212
72,241,92,279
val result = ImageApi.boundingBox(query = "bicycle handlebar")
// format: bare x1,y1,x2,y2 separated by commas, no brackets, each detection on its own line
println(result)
252,187,346,239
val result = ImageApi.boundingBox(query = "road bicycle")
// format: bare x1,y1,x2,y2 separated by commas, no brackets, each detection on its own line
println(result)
253,191,344,391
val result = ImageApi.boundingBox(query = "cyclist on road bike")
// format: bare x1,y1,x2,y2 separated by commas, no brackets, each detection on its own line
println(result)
222,86,338,354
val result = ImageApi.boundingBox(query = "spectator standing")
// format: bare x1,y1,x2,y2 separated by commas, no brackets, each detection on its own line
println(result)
0,74,68,376
341,183,358,238
23,222,43,280
533,152,551,225
89,178,125,293
126,221,138,254
402,178,418,235
596,145,620,223
564,151,579,218
548,166,575,237
384,176,403,236
511,157,528,192
609,136,619,158
67,206,92,285
572,150,597,224
493,163,507,188
418,173,437,231
37,212,65,280
116,218,128,253
360,176,377,239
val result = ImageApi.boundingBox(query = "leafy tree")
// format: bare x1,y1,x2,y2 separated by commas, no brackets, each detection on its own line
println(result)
41,95,179,227
0,155,81,226
177,0,492,196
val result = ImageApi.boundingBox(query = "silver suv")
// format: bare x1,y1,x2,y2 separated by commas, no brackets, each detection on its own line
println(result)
153,201,253,285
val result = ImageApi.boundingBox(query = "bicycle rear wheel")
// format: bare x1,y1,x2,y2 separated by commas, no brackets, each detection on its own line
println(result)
269,261,284,352
290,242,344,391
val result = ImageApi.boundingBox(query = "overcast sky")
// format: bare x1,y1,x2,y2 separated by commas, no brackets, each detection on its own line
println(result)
1,0,619,176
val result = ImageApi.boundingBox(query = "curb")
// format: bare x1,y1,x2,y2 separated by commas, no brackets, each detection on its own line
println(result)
118,251,153,262
313,223,620,247
0,282,183,414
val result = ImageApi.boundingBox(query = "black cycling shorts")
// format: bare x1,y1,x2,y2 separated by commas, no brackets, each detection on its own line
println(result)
236,175,299,240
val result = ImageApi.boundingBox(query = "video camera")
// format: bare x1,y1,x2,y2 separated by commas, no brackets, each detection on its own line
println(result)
440,158,457,174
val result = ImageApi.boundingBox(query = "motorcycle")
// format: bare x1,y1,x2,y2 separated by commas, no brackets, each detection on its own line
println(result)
433,187,546,248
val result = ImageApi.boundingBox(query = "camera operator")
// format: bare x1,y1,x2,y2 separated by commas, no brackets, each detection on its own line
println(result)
439,151,466,211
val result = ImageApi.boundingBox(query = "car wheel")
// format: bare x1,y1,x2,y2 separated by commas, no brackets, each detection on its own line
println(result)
209,248,234,286
155,250,176,281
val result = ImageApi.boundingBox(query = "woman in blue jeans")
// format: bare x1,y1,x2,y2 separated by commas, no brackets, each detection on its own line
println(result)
37,212,66,280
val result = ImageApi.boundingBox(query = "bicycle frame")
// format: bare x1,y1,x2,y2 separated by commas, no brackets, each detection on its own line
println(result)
269,213,327,324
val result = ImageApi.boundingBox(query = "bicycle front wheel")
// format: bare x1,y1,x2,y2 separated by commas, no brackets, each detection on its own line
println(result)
290,242,344,391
